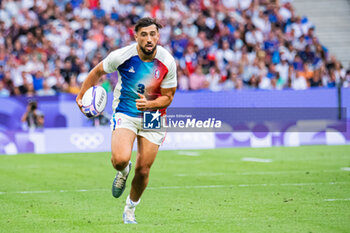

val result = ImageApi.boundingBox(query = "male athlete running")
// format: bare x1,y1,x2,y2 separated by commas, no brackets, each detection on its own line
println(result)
76,17,177,224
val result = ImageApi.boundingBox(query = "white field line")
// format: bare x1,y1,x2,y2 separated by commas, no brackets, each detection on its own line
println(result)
324,198,350,202
241,157,272,163
0,182,348,195
177,151,201,156
148,182,348,189
240,169,342,175
176,173,225,177
341,167,350,171
176,170,341,176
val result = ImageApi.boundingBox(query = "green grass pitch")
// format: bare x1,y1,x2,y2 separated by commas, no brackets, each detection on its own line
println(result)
0,145,349,233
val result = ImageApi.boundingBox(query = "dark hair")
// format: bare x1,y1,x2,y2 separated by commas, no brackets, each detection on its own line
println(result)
134,17,163,32
29,101,37,111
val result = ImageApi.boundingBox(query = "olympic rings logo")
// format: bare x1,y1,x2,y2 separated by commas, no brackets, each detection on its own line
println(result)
70,133,104,149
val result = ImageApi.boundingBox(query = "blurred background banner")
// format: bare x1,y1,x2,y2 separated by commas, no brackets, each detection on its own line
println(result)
1,88,349,130
164,107,346,132
1,122,349,155
1,88,349,155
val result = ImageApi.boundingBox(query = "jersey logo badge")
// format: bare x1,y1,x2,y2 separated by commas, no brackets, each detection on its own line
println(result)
154,69,160,79
128,66,135,73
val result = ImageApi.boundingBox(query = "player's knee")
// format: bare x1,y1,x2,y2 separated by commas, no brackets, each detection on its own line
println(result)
135,166,150,179
111,158,129,171
111,153,129,170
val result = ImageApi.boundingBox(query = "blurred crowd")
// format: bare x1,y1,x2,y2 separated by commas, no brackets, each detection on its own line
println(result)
1,0,350,97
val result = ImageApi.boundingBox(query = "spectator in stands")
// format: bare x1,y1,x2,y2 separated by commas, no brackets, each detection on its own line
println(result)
223,72,243,91
299,45,315,63
236,78,244,90
327,71,336,88
310,68,323,87
2,71,18,95
32,71,45,92
292,72,308,90
66,75,80,94
177,69,190,91
275,56,289,88
248,74,260,89
334,61,346,85
60,60,76,83
300,63,314,84
18,71,32,95
26,83,36,97
344,70,350,88
189,66,208,90
216,40,234,72
37,79,56,96
48,68,65,92
77,64,89,84
0,80,10,97
206,67,223,92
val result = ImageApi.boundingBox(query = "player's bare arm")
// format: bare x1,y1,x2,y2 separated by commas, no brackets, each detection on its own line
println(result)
75,62,106,110
136,87,176,111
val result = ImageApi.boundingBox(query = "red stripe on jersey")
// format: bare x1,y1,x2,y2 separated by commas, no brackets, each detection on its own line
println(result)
146,58,169,116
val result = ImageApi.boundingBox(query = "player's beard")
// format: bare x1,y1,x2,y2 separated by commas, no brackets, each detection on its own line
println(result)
140,43,157,56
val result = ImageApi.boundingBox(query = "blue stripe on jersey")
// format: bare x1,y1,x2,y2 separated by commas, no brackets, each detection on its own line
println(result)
112,113,116,130
116,55,160,117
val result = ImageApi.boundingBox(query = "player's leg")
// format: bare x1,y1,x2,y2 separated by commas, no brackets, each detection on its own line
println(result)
111,128,136,171
111,128,136,198
110,112,138,198
123,134,161,224
130,135,159,201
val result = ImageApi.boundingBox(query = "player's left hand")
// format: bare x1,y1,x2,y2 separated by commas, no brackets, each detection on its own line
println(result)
136,93,149,111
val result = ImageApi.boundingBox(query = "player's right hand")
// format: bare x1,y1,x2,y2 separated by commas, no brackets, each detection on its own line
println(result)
75,95,85,115
136,93,149,111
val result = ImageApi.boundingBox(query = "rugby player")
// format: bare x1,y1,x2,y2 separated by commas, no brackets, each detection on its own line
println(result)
76,17,177,224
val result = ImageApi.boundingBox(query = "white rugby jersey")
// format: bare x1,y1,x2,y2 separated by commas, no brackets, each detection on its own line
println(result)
103,43,177,117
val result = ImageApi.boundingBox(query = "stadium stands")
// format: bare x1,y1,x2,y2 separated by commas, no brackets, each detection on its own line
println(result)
0,0,349,96
293,0,350,67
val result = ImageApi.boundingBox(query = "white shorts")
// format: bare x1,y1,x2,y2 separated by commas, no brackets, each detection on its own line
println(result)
110,112,166,146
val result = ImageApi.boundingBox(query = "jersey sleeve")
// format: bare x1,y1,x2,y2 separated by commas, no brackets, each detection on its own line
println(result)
102,50,119,73
161,60,177,88
102,45,135,73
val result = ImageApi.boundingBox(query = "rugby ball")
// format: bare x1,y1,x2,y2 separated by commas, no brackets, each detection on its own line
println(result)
82,86,107,118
